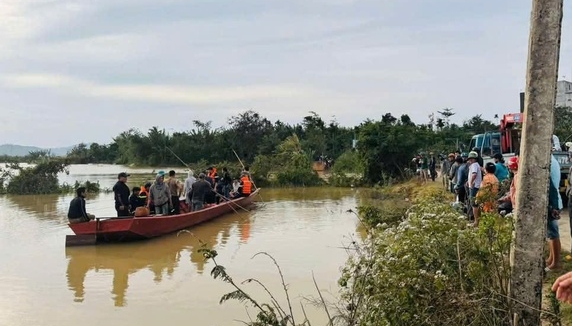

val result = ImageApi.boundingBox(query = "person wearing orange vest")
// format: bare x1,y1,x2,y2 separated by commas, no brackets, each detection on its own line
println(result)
238,172,252,197
207,166,218,180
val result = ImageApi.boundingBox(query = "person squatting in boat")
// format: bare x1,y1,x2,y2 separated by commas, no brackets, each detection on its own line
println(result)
68,186,95,224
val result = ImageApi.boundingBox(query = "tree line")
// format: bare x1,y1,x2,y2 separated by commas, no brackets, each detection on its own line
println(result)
2,109,519,185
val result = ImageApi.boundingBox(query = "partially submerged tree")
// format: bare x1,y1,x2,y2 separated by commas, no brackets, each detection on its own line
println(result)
4,159,69,195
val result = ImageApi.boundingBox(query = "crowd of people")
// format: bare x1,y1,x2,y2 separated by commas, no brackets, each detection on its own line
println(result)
434,144,563,272
67,166,255,223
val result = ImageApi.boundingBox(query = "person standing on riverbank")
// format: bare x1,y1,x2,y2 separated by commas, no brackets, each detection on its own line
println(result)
441,154,452,190
449,154,460,193
467,151,482,226
493,153,509,183
113,172,131,217
454,155,468,210
476,163,499,214
546,153,563,271
420,154,429,184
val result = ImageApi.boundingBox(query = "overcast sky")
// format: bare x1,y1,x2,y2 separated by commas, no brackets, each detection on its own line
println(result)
1,0,572,147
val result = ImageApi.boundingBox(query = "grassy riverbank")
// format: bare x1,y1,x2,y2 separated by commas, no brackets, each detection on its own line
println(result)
196,178,572,325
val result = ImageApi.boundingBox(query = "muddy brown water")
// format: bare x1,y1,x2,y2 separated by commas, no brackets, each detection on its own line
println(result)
0,164,365,326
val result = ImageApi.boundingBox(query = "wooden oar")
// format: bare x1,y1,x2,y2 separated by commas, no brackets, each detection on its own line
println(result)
214,190,251,213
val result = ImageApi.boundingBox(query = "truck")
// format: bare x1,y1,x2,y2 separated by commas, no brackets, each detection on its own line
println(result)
469,112,571,199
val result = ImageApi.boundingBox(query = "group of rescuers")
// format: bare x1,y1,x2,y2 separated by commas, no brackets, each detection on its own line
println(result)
68,166,254,223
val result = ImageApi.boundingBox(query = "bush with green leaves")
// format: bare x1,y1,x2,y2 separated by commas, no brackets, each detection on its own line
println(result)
252,134,322,187
339,197,515,326
3,160,69,195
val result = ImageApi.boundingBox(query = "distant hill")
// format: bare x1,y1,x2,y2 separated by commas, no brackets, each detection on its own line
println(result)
0,144,75,157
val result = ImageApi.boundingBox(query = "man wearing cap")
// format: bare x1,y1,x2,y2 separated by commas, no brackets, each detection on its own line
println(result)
113,172,131,217
466,151,483,226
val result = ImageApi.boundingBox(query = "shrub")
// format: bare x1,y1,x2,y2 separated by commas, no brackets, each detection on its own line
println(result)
339,197,514,325
4,160,69,195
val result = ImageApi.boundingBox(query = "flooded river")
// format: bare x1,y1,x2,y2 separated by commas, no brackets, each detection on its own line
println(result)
0,164,363,326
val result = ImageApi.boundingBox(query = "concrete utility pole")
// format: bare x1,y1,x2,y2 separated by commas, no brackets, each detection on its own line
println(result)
509,0,563,325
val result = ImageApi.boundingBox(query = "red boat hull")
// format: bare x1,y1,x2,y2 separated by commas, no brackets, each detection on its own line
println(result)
68,189,259,242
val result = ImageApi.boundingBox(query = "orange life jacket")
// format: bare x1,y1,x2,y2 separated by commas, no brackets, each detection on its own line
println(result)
241,176,252,195
139,186,149,197
209,168,218,179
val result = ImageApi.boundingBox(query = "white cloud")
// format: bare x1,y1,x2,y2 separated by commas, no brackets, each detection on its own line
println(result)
1,73,323,105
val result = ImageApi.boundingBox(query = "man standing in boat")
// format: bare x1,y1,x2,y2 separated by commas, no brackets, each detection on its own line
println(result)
68,186,95,223
189,173,213,211
167,170,183,215
184,170,196,208
113,172,131,217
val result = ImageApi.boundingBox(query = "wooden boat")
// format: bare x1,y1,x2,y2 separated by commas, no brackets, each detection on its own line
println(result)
66,189,259,246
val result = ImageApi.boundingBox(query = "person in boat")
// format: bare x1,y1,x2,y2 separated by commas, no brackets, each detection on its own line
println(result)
141,182,154,214
129,186,146,215
215,178,225,204
204,170,217,204
221,167,232,199
113,172,131,217
68,186,95,224
229,178,240,198
148,173,172,215
242,165,252,180
167,170,183,215
184,170,196,207
207,166,218,181
189,173,214,211
237,172,253,198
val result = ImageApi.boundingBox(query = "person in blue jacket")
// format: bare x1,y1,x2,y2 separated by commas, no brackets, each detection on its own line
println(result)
493,153,509,182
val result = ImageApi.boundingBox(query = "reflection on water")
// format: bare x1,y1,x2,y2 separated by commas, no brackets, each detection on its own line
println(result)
6,194,62,217
66,213,252,307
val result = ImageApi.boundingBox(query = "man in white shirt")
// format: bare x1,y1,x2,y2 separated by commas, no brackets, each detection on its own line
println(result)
467,151,483,226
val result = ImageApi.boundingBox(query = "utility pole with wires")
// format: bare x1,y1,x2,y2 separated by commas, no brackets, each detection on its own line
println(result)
509,0,563,324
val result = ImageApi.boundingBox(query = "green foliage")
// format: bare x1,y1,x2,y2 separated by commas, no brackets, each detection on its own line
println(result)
0,160,104,195
554,106,572,145
357,115,428,184
252,134,323,187
329,150,364,187
60,180,102,194
340,198,515,325
4,160,69,195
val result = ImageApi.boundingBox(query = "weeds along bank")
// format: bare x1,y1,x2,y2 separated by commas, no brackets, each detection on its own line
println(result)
340,182,514,325
199,181,569,325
